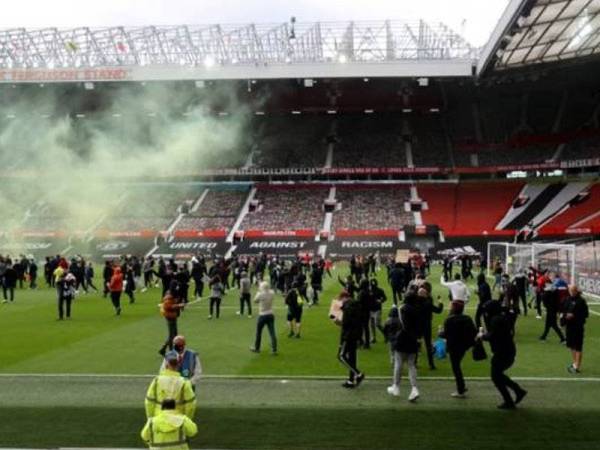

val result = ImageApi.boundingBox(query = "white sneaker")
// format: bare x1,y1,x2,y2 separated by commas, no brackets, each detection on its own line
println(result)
387,385,400,396
408,387,420,402
451,392,466,399
236,311,241,316
536,315,542,320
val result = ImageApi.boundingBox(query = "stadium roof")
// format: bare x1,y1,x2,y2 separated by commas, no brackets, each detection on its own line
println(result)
0,20,478,82
479,0,600,74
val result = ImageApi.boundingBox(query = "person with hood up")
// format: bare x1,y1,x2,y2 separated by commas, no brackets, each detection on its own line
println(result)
141,398,198,450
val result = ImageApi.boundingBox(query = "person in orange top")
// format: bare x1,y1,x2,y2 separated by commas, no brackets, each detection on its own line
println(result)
159,280,186,356
108,265,124,315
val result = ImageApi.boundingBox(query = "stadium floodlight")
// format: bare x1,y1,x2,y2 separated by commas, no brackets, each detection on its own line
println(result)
364,109,374,114
327,110,337,114
402,108,412,113
291,110,301,115
429,107,440,113
203,54,216,68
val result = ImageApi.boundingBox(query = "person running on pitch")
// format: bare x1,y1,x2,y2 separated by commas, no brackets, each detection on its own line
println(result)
159,281,185,356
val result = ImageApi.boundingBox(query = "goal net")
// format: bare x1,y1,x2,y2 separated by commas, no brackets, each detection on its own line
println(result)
487,242,576,283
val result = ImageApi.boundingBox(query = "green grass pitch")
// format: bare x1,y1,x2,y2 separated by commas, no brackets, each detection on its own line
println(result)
1,263,599,449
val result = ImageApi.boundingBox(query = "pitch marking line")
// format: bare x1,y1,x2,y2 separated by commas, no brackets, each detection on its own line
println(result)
0,373,598,382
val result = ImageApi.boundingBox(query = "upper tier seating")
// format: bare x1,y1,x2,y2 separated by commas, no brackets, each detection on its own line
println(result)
240,186,328,231
332,186,413,230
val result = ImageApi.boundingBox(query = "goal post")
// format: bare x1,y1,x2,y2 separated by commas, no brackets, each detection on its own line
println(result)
487,241,576,283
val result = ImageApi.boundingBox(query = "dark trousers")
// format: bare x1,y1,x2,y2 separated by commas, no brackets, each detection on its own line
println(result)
240,293,251,315
86,277,98,291
449,350,467,394
491,353,523,406
193,278,204,297
210,297,221,318
423,322,435,368
361,314,371,348
517,289,527,315
475,303,484,329
58,295,72,319
540,310,565,341
143,272,153,288
3,286,14,301
76,278,87,293
125,288,135,303
254,314,277,352
30,275,37,289
534,293,542,316
110,291,121,312
338,339,360,381
392,287,402,305
103,279,110,297
160,318,178,354
311,284,320,304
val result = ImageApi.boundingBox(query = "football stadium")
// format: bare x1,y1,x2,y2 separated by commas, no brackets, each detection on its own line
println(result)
1,0,600,449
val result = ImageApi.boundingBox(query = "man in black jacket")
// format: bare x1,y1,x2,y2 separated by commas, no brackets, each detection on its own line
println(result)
357,279,372,349
102,261,113,298
2,263,17,302
563,285,589,373
337,292,365,388
418,287,443,370
388,263,405,306
369,278,387,344
539,283,565,343
480,301,527,409
475,273,492,328
441,303,476,398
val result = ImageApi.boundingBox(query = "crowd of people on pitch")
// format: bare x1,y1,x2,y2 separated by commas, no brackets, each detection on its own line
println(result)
333,253,589,410
0,254,39,302
157,252,334,356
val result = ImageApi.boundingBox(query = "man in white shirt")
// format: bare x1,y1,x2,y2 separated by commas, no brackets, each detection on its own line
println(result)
441,274,471,307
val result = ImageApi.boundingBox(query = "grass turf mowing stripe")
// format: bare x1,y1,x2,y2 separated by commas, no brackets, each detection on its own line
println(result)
1,373,600,381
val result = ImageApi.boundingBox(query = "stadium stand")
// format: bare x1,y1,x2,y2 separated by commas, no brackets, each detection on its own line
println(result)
419,181,524,236
100,186,202,232
176,189,248,232
562,136,600,160
332,185,413,231
539,184,600,234
240,185,328,232
252,116,330,168
410,114,452,167
333,115,406,167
